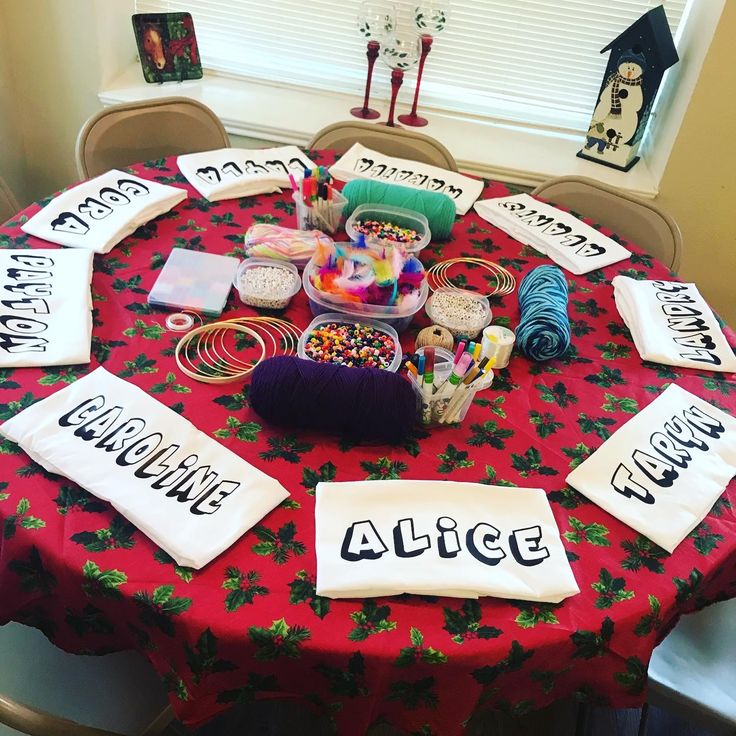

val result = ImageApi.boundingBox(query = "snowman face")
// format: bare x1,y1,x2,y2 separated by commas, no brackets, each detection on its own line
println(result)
618,61,644,80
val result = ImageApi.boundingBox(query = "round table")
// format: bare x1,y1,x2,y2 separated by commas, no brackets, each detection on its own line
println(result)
0,153,734,736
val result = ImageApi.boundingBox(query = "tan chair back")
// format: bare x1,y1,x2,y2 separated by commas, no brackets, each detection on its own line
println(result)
308,121,458,172
532,175,682,273
0,175,20,225
76,97,230,179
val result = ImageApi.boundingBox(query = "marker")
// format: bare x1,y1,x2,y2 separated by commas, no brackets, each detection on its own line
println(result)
473,342,482,362
453,340,466,365
434,352,472,422
421,348,436,425
406,360,418,378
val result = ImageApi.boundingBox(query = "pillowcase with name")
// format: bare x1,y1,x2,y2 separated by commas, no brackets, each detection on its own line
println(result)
567,384,736,553
177,146,316,201
21,171,187,254
315,480,579,602
612,276,736,373
0,249,93,367
474,193,631,274
0,367,289,568
328,143,484,215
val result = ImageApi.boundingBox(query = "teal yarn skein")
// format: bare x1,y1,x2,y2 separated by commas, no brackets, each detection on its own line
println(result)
516,265,571,362
342,180,456,240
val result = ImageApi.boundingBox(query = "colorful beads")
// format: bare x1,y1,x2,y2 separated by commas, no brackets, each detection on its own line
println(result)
303,322,396,369
354,219,422,245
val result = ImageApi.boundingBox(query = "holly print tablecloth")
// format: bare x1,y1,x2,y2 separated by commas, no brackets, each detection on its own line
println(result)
0,153,734,736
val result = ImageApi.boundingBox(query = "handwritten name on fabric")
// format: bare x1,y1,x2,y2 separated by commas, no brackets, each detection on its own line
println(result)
0,367,289,568
177,146,316,202
567,384,736,553
315,480,579,602
21,171,187,254
327,143,484,215
473,193,631,275
0,249,93,367
612,277,736,373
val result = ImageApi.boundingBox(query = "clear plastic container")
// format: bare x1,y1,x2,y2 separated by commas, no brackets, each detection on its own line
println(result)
293,189,347,234
345,204,431,255
233,258,301,309
297,313,402,372
425,287,492,339
302,260,429,333
243,223,333,270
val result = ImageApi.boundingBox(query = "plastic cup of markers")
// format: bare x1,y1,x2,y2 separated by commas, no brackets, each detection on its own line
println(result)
293,190,347,234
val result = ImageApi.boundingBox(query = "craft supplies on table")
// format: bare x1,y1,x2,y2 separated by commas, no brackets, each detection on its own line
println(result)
243,223,333,269
249,355,418,444
303,239,428,332
329,142,484,215
345,204,430,255
233,258,301,310
516,265,571,362
21,170,187,254
297,313,401,371
0,367,289,569
176,145,316,201
293,168,347,234
425,287,492,339
426,257,516,297
481,325,516,369
148,248,239,317
612,276,736,372
0,249,94,368
474,193,631,275
342,178,456,240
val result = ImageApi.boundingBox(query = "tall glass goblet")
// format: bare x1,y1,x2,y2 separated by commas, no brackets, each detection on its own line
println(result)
398,1,450,127
379,34,421,127
351,1,398,120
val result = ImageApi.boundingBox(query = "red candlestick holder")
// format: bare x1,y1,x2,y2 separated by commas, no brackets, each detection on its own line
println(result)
399,34,433,127
351,40,382,119
384,68,404,127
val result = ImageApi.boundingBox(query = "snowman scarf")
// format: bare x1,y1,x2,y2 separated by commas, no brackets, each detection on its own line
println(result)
608,73,643,117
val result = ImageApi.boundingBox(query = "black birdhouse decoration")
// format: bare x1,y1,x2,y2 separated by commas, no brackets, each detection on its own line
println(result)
578,4,679,172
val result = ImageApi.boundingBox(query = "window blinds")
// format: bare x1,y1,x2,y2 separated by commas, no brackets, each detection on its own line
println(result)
135,0,688,133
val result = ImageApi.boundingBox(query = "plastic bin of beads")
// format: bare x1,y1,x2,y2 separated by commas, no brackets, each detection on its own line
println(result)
302,260,429,333
297,313,402,372
425,287,492,339
233,258,301,310
293,189,348,234
345,204,431,255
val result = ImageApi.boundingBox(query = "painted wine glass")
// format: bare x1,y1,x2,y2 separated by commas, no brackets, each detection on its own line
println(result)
398,0,451,127
352,1,398,119
379,33,421,127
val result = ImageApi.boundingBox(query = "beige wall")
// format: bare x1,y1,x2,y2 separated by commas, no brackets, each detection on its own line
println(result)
0,1,732,324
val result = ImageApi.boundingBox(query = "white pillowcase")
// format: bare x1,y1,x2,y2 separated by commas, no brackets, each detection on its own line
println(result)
0,249,93,367
474,193,631,274
567,384,736,553
21,170,187,254
0,367,289,568
328,143,484,215
177,146,316,201
315,480,579,603
612,276,736,373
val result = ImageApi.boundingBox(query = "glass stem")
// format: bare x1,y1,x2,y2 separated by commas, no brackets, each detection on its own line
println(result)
409,34,433,117
362,40,380,112
386,68,404,127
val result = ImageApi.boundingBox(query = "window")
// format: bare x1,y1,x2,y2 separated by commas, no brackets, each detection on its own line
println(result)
136,0,689,134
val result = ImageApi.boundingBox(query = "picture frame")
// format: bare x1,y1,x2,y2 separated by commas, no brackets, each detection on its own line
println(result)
132,12,203,84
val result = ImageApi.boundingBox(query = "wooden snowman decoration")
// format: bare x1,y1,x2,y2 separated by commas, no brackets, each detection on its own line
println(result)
578,5,679,172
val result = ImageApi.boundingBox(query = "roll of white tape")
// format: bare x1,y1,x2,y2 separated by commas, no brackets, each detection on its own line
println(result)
166,312,195,332
481,325,515,369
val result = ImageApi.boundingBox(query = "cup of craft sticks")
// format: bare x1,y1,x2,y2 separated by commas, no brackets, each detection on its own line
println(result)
291,168,347,234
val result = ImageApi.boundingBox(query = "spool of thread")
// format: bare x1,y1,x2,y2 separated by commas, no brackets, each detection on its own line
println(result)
342,180,456,240
250,356,418,443
515,265,571,362
415,325,454,351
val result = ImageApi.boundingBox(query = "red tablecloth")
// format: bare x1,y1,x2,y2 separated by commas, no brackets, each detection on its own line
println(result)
0,153,735,735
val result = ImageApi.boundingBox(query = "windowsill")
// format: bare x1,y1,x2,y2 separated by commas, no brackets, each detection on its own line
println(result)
100,64,661,197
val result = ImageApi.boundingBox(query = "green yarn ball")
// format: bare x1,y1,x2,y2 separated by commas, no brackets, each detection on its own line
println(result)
342,180,456,241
